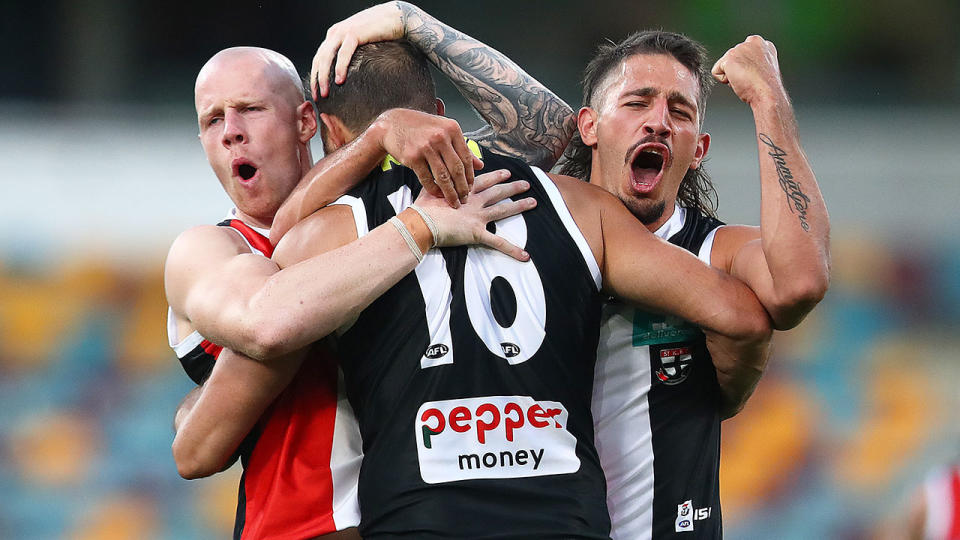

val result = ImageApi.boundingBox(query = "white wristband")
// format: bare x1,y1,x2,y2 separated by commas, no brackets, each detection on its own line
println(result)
408,204,439,247
389,216,423,263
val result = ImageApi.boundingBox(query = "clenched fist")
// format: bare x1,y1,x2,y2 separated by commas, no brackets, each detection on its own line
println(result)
712,35,789,107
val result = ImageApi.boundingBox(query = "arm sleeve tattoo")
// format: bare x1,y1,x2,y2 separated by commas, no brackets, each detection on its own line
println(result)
399,1,575,169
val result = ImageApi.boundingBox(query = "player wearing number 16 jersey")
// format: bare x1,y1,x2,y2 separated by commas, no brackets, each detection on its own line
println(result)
332,147,608,537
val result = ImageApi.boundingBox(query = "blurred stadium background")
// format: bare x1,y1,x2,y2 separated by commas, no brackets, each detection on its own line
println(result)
2,0,958,538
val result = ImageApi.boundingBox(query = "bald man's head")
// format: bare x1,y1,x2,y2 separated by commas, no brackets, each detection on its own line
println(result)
194,46,316,228
195,47,305,110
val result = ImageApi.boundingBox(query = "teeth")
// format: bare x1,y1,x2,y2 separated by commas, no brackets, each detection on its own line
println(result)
641,147,665,158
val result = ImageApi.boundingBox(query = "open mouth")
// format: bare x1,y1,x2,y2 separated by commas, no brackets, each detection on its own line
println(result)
238,164,257,180
232,159,259,182
629,143,669,194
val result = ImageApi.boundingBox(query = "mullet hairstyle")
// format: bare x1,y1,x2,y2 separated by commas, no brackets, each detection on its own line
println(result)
314,40,437,135
558,30,718,217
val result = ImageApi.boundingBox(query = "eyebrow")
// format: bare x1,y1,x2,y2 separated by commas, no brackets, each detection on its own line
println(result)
197,107,218,127
622,87,697,112
197,99,262,125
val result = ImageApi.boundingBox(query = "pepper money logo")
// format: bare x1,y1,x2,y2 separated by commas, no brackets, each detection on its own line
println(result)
415,396,581,484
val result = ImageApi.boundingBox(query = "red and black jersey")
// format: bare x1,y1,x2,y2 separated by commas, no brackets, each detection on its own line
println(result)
167,213,361,539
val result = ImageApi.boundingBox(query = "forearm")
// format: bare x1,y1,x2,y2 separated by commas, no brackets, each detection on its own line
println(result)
174,386,202,432
609,250,771,342
705,330,771,419
240,208,432,360
172,348,304,479
398,1,574,167
271,121,388,245
752,96,830,327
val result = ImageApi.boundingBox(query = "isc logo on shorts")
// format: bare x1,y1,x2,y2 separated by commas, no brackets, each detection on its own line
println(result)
415,396,581,484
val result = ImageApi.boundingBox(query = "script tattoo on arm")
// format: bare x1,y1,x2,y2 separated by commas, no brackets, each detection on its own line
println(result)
399,2,575,169
759,133,811,231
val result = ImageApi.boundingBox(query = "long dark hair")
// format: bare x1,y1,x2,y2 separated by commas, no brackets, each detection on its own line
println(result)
558,31,718,217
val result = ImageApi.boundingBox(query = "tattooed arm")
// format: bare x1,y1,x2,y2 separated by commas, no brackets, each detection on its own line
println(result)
710,36,830,330
312,2,574,169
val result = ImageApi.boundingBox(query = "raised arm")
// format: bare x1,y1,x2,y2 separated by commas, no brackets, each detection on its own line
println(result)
312,1,575,169
710,36,830,330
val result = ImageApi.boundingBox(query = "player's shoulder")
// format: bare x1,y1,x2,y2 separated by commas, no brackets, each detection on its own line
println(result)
165,224,257,290
164,224,257,320
712,223,759,249
273,204,359,269
543,172,611,256
167,224,252,264
707,223,759,271
547,172,624,214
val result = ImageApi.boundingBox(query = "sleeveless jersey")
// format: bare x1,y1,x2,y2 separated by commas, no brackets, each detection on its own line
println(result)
166,211,362,539
592,206,725,539
331,147,608,538
922,463,960,539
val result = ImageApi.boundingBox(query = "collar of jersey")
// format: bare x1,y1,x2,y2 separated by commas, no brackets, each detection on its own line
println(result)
226,207,271,238
653,204,686,240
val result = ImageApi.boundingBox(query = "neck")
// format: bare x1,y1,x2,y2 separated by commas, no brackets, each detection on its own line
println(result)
645,203,676,233
234,209,273,231
298,143,315,178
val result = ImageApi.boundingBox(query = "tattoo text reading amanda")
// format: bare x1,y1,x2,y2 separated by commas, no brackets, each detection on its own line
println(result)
759,133,810,232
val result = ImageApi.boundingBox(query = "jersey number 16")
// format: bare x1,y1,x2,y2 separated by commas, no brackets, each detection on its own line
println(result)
388,186,547,369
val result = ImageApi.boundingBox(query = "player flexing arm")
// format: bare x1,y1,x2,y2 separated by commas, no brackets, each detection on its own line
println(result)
694,36,830,414
271,1,574,243
571,32,826,417
709,35,830,331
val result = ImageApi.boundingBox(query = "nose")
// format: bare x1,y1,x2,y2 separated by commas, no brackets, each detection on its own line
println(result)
642,101,672,138
221,109,246,147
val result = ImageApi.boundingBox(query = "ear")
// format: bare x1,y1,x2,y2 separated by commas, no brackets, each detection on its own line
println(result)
319,113,351,151
577,107,599,146
691,132,710,169
296,101,318,143
435,98,445,117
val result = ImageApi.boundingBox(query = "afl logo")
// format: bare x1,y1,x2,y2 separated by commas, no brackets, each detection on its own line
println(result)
655,345,692,385
425,344,449,359
500,342,521,358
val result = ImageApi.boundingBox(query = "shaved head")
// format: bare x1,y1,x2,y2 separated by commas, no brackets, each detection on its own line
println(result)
193,46,316,228
195,47,305,109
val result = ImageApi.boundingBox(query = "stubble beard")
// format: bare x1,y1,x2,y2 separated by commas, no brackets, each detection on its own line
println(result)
622,194,666,226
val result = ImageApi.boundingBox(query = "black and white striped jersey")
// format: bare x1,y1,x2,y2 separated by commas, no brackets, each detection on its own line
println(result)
331,145,610,539
592,205,725,540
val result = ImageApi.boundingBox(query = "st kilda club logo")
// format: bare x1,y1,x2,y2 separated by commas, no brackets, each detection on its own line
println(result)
653,343,693,385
